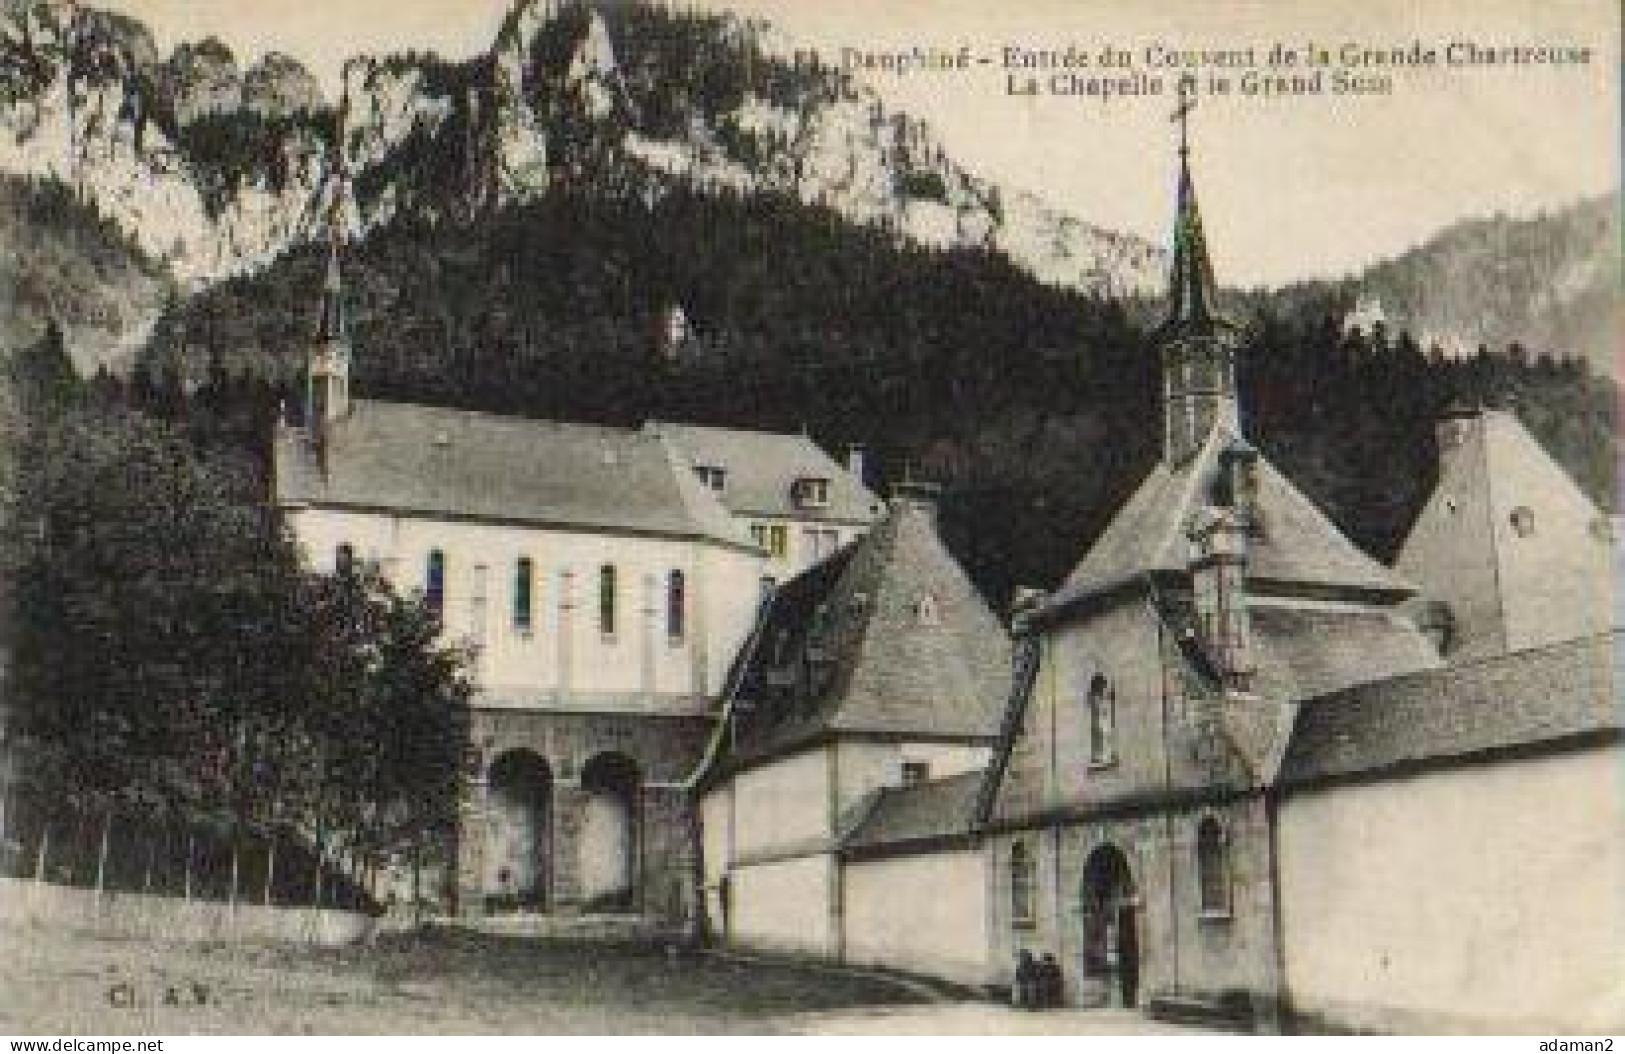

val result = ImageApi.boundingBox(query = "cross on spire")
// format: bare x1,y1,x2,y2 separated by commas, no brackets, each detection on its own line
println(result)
1163,74,1220,332
1172,73,1197,158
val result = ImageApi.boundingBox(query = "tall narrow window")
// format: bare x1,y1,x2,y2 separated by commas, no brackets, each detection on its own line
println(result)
470,563,488,645
514,557,534,633
335,543,355,577
768,524,788,559
599,563,617,637
1087,673,1116,766
426,549,446,616
666,570,686,642
1197,817,1231,916
1010,841,1035,927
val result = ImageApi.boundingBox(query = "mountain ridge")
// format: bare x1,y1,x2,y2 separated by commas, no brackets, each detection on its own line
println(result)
0,0,1165,297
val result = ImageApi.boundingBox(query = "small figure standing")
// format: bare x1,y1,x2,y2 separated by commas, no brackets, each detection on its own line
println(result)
1013,950,1038,1009
1038,953,1063,1008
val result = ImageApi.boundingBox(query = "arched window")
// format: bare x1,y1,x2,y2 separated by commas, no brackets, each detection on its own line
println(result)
514,557,534,633
666,570,686,642
1010,841,1036,927
599,563,617,637
1088,673,1116,766
335,543,355,577
1197,817,1230,916
426,549,446,616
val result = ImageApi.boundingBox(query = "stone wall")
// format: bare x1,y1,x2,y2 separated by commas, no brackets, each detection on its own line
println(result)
988,796,1281,1013
457,708,711,921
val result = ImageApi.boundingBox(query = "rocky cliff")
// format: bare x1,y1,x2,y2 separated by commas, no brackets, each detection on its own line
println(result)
0,0,1164,297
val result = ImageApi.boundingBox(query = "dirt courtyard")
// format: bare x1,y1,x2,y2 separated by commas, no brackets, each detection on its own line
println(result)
0,923,1218,1036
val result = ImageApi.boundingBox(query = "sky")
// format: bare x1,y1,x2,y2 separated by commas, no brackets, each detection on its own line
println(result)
103,0,1620,286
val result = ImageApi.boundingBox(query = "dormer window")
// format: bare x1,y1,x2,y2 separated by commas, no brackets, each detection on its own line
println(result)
693,465,727,492
794,477,831,509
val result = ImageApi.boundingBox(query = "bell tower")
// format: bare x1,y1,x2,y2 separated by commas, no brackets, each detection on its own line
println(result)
1159,77,1242,467
307,98,354,431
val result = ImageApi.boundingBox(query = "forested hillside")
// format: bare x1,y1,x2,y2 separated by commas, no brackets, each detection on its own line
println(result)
1349,195,1617,376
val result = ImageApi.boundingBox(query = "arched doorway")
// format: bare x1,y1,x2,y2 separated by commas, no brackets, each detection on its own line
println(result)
486,750,552,912
1080,843,1140,1008
578,752,640,911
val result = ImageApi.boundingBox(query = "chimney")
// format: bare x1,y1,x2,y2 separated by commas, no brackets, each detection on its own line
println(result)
1008,585,1047,637
846,444,867,487
1433,401,1483,477
889,479,942,511
1187,503,1255,689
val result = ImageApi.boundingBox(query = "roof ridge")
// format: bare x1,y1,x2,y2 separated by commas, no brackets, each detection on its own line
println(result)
1295,628,1619,710
352,398,645,435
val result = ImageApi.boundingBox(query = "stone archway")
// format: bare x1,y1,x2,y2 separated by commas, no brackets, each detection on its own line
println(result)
1080,843,1140,1008
578,752,640,912
485,750,552,912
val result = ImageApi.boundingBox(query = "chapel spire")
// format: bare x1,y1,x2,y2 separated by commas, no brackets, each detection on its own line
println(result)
307,93,354,429
1158,76,1242,467
1165,96,1221,332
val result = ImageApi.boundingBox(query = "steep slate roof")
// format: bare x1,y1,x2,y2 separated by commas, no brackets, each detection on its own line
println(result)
651,422,882,524
840,770,986,854
1043,428,1416,615
274,402,751,548
1249,604,1441,705
1396,408,1618,660
718,487,1010,770
1280,631,1621,787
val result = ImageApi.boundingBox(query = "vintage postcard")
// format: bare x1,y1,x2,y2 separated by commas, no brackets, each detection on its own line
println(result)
0,0,1618,1039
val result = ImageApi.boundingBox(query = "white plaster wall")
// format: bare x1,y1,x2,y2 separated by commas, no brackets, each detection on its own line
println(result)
284,507,763,704
699,786,732,885
699,786,733,927
730,749,830,857
1279,747,1625,1033
844,849,993,985
729,854,835,955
